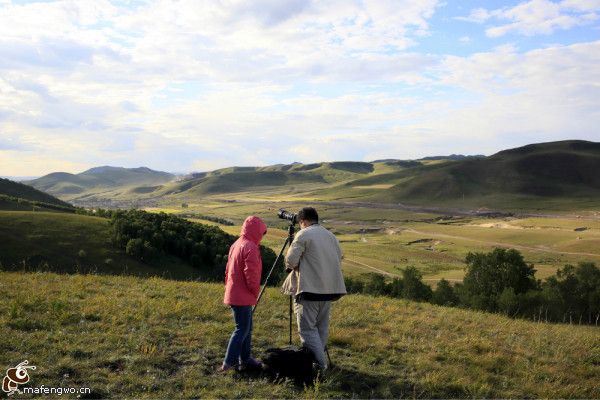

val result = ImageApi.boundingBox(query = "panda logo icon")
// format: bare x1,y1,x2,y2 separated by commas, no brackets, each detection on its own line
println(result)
2,360,36,396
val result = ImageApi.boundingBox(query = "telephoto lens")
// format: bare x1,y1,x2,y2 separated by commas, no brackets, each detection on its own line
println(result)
277,209,297,224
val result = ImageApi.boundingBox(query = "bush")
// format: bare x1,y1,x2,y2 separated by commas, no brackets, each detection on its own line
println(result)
364,274,388,296
432,279,459,306
344,249,600,326
125,238,144,259
401,266,432,302
111,209,279,284
462,248,537,312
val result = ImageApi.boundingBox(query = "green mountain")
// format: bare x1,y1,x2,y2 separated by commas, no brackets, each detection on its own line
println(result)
19,140,600,210
160,161,392,196
360,140,600,208
25,166,175,199
0,177,74,211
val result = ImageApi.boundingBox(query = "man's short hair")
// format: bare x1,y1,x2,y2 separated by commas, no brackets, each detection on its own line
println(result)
298,207,318,223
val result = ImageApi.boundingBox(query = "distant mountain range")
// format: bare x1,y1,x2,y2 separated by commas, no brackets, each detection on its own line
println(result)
372,154,485,162
16,140,600,210
382,140,600,200
24,166,175,199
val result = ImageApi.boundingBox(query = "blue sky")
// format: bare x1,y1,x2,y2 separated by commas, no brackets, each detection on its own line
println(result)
0,0,599,175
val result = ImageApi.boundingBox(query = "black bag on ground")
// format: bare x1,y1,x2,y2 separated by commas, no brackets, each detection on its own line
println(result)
262,346,315,385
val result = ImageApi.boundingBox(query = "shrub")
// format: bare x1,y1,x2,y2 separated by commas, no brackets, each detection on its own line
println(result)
462,248,537,312
401,266,432,302
432,279,459,306
111,209,279,284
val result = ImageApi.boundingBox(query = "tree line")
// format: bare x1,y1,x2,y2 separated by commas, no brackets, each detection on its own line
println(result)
345,248,600,326
0,194,76,212
108,209,280,284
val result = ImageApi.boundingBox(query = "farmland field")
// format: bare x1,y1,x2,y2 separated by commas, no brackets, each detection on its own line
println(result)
147,197,600,285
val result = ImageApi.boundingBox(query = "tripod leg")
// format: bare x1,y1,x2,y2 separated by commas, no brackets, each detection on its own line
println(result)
289,295,293,345
253,236,290,313
326,347,333,368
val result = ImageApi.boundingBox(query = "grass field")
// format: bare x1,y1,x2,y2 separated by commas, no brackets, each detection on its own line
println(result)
0,211,199,280
1,271,599,399
147,200,600,285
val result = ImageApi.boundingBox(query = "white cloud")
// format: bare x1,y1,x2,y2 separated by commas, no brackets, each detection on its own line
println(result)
0,1,599,175
460,0,600,37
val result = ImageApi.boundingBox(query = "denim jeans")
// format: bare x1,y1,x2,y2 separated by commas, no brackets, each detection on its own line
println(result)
224,305,253,367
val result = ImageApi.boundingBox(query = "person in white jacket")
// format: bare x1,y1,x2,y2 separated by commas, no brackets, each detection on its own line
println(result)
284,207,346,371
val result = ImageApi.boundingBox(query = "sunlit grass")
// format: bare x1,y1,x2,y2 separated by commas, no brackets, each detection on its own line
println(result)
1,271,598,399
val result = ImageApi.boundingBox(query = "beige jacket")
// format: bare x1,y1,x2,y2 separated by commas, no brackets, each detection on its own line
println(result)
284,224,346,296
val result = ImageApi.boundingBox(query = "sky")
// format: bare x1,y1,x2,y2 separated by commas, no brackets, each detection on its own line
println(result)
0,0,599,176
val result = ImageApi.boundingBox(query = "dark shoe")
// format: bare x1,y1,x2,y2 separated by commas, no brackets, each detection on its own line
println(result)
239,357,262,370
312,362,328,379
217,363,235,373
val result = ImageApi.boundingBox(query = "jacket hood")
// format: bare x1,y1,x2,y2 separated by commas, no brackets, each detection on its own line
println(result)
240,216,267,245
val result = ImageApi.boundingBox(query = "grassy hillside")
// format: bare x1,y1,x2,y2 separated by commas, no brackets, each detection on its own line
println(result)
161,161,392,198
0,211,200,279
25,166,174,200
165,140,600,211
0,178,74,211
17,140,600,211
1,271,598,398
373,140,600,209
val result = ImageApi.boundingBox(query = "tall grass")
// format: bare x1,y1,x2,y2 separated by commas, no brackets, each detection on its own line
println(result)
1,271,598,398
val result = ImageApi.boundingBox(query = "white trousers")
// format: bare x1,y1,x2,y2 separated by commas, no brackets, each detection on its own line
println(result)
293,298,331,369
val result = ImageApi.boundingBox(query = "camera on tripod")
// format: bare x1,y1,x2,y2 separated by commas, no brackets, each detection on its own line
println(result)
277,209,298,225
254,209,298,313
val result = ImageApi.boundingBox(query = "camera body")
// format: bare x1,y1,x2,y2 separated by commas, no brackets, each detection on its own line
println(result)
277,209,297,225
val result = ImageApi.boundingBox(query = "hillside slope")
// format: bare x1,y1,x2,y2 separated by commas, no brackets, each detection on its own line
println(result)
0,178,74,211
399,140,600,197
161,161,391,197
0,211,199,279
0,271,598,398
25,166,175,200
329,140,600,209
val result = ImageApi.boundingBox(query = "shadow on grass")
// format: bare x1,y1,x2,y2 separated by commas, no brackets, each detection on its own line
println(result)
323,365,418,398
234,363,424,398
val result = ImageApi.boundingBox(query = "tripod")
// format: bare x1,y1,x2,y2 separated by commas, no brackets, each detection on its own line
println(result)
253,223,296,345
252,222,334,366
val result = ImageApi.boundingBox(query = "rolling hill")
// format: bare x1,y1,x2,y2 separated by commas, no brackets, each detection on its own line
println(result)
19,140,600,211
25,166,175,200
160,161,389,197
0,211,199,279
0,177,74,211
335,140,600,209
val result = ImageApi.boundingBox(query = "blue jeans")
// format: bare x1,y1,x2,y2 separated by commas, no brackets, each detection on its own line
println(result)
224,305,253,367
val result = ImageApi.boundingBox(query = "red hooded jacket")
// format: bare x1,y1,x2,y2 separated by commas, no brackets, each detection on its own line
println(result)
223,216,267,306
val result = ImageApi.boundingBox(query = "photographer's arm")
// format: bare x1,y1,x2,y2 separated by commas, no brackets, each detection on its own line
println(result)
285,234,305,271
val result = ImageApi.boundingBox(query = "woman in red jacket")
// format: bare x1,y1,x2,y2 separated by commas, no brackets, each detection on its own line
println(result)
219,215,267,372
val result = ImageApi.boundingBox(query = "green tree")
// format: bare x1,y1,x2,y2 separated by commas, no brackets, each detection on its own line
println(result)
364,274,387,296
432,279,459,306
125,238,144,259
463,248,537,311
498,287,519,316
401,266,432,302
